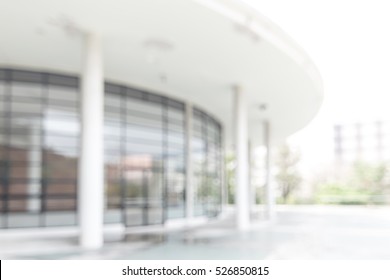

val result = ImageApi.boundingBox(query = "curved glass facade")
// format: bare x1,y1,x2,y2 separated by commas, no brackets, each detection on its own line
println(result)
193,108,223,217
0,68,223,228
103,83,188,226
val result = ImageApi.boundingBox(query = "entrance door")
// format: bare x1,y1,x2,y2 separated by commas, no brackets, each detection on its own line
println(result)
122,169,164,226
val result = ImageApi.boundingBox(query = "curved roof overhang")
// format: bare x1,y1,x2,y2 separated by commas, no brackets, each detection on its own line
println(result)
0,0,323,148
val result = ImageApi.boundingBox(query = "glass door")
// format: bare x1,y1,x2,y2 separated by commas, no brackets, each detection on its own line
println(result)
122,169,164,226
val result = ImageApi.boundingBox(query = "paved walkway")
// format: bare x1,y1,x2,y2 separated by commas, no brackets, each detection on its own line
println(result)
2,205,390,259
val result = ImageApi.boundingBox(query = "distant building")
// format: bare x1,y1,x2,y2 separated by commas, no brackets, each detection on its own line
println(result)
334,121,390,163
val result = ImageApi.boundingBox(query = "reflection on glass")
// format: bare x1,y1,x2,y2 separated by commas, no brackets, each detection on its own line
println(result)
0,70,79,228
1,69,223,229
193,109,222,217
104,88,185,225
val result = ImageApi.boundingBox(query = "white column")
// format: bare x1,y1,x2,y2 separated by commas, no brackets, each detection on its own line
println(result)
233,85,250,230
79,33,104,249
248,141,256,214
220,130,227,213
185,102,194,221
28,122,41,212
264,120,274,220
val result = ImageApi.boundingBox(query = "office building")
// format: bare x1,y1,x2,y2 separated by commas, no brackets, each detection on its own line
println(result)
0,0,323,249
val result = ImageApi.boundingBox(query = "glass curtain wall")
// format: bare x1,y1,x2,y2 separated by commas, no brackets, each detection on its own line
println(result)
104,84,186,226
0,68,222,229
193,108,223,217
0,69,79,228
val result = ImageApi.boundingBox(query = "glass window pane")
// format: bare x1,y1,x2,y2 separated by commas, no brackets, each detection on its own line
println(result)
126,99,162,117
0,214,4,228
44,116,79,136
45,198,76,211
148,207,163,224
11,102,42,114
44,212,76,226
8,182,31,195
46,183,76,195
0,81,5,96
104,209,122,224
12,83,42,99
7,213,40,228
8,199,29,212
48,86,77,102
124,208,143,226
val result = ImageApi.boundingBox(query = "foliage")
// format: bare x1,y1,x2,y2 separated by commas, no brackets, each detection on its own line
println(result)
274,144,301,203
350,161,388,193
315,182,373,205
314,161,390,205
225,153,236,204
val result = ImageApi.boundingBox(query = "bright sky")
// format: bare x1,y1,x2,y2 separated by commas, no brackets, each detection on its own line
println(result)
246,0,390,170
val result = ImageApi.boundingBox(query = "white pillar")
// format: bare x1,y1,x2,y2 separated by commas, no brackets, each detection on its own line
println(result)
248,141,256,214
79,33,104,249
185,102,194,221
233,85,250,230
264,121,274,220
220,130,227,213
28,122,41,212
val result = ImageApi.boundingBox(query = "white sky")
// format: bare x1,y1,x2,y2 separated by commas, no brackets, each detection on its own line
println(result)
246,0,390,169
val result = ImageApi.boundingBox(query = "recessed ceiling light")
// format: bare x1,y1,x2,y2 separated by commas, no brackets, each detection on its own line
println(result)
259,103,267,111
143,38,174,52
159,73,168,84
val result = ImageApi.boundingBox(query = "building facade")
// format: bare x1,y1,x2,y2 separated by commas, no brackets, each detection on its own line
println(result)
0,0,323,248
334,121,390,163
0,68,223,228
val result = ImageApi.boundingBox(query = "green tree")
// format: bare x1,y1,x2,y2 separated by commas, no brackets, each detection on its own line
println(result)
225,153,236,204
275,144,301,203
350,161,389,203
314,161,390,205
352,161,387,192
